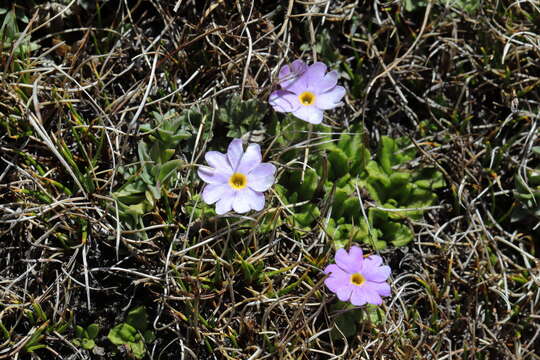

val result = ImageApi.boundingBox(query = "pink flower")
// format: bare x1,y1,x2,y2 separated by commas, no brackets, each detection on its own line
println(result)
324,246,391,306
197,139,276,215
268,60,346,124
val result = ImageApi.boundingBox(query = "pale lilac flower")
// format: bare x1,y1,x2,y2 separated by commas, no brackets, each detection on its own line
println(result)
197,139,276,215
324,246,391,306
268,59,346,124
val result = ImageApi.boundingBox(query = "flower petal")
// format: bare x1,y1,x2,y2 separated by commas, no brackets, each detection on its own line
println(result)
246,188,265,211
324,264,349,293
364,281,391,297
205,151,232,173
336,284,354,302
269,90,300,113
202,183,232,205
363,255,382,267
232,189,253,213
227,139,244,171
317,70,339,94
303,62,327,91
362,256,390,282
315,86,346,110
335,247,363,274
350,288,367,306
291,106,324,124
238,144,262,174
348,246,364,260
279,59,307,89
247,163,276,191
198,166,229,184
363,266,391,282
361,287,383,305
215,194,234,215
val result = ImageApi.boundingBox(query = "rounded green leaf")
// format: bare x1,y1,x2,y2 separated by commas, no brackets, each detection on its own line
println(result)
108,323,137,345
81,338,95,350
86,324,100,339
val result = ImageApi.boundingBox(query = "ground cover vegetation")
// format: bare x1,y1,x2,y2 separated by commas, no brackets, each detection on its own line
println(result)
0,0,539,358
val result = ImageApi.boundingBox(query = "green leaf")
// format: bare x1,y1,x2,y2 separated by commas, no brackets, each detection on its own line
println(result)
365,161,391,188
377,136,396,174
86,324,100,339
125,202,147,216
75,325,84,339
158,159,183,183
143,329,155,343
363,304,385,325
81,338,95,350
342,197,361,220
389,172,410,187
108,323,137,345
332,311,357,339
292,204,320,227
385,221,414,247
137,142,151,164
330,187,349,219
114,181,147,203
288,168,319,201
128,340,146,359
328,148,349,180
218,96,267,138
126,306,149,332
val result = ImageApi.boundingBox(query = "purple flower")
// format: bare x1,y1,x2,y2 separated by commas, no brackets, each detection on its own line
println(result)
324,246,391,306
268,59,346,124
197,139,276,215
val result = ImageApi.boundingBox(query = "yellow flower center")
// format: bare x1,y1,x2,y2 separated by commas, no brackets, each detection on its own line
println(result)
299,91,316,106
350,273,366,286
229,173,247,189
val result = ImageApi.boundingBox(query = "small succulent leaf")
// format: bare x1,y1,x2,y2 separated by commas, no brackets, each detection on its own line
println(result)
144,189,156,207
126,306,149,332
128,340,146,359
86,324,99,339
137,142,151,163
350,144,371,176
377,136,396,174
389,172,410,187
143,330,155,343
75,325,84,339
158,159,183,183
365,161,391,188
331,188,349,219
292,204,320,227
328,148,349,180
125,202,147,216
108,323,137,345
342,197,361,220
382,221,414,247
81,338,95,350
335,174,352,189
162,148,176,163
364,304,385,325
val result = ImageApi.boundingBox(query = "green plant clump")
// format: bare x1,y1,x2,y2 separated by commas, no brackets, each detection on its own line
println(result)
72,323,100,350
112,109,189,227
277,131,445,249
107,306,155,359
512,146,540,226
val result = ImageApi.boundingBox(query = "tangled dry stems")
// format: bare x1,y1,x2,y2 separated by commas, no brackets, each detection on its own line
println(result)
1,0,539,359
